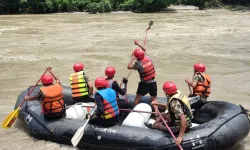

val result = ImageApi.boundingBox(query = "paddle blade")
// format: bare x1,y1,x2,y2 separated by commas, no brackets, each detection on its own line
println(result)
71,126,85,147
2,107,21,129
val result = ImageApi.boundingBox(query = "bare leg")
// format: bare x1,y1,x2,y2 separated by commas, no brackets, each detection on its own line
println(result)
133,94,142,105
153,113,172,131
153,113,167,124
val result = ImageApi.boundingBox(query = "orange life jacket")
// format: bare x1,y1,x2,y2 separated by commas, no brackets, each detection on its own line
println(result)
40,83,65,115
137,56,156,81
193,73,211,97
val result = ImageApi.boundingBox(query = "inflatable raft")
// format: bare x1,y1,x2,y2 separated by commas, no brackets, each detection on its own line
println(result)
15,86,250,150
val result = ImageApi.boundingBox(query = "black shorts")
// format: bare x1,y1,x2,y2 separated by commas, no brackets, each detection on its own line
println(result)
136,81,157,97
73,96,94,103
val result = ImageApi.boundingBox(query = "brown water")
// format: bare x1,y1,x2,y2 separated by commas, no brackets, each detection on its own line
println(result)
0,10,249,150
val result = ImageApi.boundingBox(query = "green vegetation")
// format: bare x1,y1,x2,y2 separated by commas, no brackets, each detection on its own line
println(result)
0,0,249,14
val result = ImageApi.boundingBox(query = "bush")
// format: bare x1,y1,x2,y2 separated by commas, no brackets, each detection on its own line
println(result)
0,0,20,14
119,0,171,12
86,2,99,13
1,0,249,14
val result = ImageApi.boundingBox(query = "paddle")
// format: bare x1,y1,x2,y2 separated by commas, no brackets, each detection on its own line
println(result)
71,106,97,147
188,85,192,95
153,105,184,150
81,105,158,115
1,69,48,129
45,67,58,81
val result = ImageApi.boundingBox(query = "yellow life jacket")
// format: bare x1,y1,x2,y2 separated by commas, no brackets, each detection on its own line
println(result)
167,90,193,123
69,71,89,98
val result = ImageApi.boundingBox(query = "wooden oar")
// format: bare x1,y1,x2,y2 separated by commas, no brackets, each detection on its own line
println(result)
71,106,97,147
188,84,192,95
81,105,158,115
119,70,133,87
153,105,183,150
1,69,48,129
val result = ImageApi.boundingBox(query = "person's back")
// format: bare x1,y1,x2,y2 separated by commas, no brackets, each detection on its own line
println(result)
25,74,66,120
40,82,65,119
127,40,157,106
69,63,94,103
89,77,120,127
105,66,133,110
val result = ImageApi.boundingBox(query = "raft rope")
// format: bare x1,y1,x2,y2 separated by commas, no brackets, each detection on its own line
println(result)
155,105,249,149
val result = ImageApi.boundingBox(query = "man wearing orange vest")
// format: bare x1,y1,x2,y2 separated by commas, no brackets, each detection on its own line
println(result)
185,63,211,109
69,63,94,103
89,77,120,127
24,74,66,120
127,40,157,105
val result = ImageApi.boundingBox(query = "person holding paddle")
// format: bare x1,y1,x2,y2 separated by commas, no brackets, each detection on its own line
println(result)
89,77,120,127
185,63,211,109
69,63,94,103
145,81,193,146
105,66,133,108
24,67,66,120
127,40,157,106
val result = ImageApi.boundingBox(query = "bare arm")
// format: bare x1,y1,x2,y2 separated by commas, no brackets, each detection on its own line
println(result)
46,66,61,84
134,40,146,52
178,114,187,138
151,101,167,108
87,81,93,96
24,95,37,101
127,52,136,69
185,78,197,88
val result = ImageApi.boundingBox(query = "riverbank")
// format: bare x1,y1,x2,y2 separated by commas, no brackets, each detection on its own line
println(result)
53,5,250,15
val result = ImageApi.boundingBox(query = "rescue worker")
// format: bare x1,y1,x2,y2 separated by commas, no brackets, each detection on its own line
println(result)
69,63,94,103
145,81,193,145
185,63,211,109
24,74,66,120
105,66,133,110
89,77,120,127
127,40,157,105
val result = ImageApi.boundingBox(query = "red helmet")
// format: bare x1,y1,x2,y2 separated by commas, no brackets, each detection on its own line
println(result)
193,63,206,73
105,66,116,77
95,77,107,88
41,75,54,85
162,81,177,95
133,48,145,60
73,63,84,72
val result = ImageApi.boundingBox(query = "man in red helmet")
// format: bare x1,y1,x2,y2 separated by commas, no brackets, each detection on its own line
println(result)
127,40,157,106
89,77,120,127
185,63,211,109
69,63,94,103
24,71,66,120
145,81,192,145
